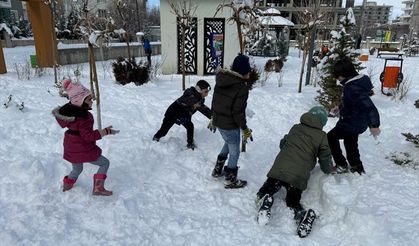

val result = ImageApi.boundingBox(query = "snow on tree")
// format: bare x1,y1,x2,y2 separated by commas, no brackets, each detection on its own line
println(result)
316,7,363,111
71,0,116,129
214,0,259,54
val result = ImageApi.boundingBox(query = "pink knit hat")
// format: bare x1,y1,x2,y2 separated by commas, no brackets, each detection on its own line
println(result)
62,79,92,107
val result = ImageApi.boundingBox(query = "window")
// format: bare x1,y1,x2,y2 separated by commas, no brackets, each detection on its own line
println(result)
98,9,107,18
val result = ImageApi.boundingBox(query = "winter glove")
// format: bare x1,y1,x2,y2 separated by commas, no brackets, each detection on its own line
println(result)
207,118,216,133
242,128,253,142
101,125,120,137
330,105,340,117
329,165,337,175
369,127,381,139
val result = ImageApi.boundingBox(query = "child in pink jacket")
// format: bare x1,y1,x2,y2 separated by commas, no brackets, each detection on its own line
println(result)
52,79,119,196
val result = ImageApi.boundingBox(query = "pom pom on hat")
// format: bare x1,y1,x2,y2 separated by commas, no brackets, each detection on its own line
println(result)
62,79,72,90
308,106,328,126
231,54,251,76
62,79,92,107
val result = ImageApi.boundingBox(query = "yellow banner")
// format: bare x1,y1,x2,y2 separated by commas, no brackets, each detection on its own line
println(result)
385,31,391,42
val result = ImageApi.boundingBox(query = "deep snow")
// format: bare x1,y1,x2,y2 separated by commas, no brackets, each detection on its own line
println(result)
0,45,418,246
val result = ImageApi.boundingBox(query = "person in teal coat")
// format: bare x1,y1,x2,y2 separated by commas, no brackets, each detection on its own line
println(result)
255,107,334,233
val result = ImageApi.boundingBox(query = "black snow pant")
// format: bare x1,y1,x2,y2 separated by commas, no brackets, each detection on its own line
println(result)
257,177,304,213
154,116,194,144
327,127,362,169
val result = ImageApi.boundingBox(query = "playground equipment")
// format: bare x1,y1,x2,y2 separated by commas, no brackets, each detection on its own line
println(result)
379,58,404,96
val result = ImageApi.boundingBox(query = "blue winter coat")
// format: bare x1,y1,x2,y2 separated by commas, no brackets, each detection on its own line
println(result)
336,74,380,134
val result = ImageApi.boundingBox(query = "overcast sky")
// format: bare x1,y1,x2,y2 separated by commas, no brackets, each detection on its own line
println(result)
149,0,404,20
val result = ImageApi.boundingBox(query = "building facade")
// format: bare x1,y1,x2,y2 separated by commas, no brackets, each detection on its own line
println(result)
160,0,241,76
410,0,419,33
400,0,414,24
353,1,392,38
254,0,347,39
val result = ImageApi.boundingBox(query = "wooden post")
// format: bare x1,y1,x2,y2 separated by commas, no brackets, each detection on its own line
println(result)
25,0,58,68
0,41,7,74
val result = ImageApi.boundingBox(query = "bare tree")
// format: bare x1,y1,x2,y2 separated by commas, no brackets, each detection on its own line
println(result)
114,0,133,58
214,1,258,54
74,0,115,129
295,0,324,93
169,0,197,91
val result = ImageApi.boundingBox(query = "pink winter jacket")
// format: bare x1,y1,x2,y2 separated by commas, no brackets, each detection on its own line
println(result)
52,103,102,163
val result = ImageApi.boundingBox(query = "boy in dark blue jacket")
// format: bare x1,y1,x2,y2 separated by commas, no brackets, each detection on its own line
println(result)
153,80,212,149
328,58,381,174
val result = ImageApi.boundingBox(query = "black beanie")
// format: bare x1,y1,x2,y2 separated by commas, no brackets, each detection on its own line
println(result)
231,54,251,75
196,80,211,90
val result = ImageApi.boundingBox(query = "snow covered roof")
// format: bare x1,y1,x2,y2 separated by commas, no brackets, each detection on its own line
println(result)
260,8,281,15
258,15,294,27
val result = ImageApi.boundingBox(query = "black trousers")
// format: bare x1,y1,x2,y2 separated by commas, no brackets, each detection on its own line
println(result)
257,177,303,211
327,127,362,168
154,116,194,144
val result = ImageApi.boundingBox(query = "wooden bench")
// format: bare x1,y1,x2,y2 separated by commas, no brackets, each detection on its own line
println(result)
377,48,403,58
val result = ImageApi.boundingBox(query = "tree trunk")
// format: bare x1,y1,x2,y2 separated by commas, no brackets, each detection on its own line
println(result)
298,52,307,93
88,43,102,129
236,19,244,54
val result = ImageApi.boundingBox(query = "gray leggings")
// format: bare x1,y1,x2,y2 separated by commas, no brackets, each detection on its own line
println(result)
68,155,110,180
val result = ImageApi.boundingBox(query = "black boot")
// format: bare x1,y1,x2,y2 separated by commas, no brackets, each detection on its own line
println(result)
350,164,365,175
224,166,247,189
294,207,316,238
256,194,274,225
212,155,226,177
186,141,197,150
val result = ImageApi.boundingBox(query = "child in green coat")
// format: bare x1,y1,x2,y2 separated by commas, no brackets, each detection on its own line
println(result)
256,106,334,238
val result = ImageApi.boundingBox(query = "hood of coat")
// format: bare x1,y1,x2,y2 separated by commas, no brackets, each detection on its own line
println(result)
340,74,372,91
52,103,88,128
215,69,246,88
300,112,324,130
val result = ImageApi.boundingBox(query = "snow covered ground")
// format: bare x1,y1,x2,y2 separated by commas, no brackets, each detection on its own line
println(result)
0,45,418,246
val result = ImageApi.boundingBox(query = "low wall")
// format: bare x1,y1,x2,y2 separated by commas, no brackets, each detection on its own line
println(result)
57,44,161,65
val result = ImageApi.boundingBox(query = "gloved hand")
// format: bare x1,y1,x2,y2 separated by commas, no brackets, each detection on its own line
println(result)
369,127,381,139
330,105,340,117
242,128,253,142
101,125,120,137
207,118,216,133
329,165,337,175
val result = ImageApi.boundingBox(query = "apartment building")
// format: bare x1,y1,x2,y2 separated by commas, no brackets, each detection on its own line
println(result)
254,0,347,39
400,0,414,24
410,0,419,32
353,1,392,38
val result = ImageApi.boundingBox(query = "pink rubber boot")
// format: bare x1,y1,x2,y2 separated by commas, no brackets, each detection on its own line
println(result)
63,176,76,192
92,174,113,196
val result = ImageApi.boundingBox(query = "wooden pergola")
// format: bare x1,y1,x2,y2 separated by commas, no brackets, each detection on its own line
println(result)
0,0,57,74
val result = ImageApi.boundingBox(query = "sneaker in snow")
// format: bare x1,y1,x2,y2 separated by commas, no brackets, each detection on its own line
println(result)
224,179,247,189
297,209,316,238
256,194,274,225
152,136,160,142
